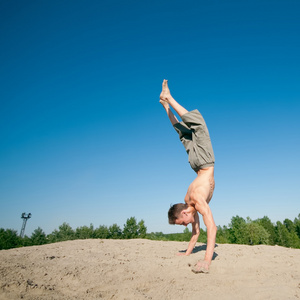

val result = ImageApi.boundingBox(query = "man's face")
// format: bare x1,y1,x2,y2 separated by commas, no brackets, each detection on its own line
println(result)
175,211,194,226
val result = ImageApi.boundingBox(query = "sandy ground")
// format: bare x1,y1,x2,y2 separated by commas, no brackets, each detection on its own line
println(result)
0,239,299,300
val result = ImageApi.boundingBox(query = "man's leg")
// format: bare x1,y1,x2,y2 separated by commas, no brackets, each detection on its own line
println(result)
160,79,188,118
159,79,214,172
159,79,193,149
159,97,179,126
159,79,195,170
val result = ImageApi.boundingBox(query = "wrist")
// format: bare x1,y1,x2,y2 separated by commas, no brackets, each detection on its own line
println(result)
204,258,211,265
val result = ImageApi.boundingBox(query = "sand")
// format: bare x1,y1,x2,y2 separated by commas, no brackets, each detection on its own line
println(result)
0,239,299,300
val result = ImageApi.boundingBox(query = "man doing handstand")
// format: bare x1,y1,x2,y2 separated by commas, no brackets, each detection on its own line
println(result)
160,79,217,273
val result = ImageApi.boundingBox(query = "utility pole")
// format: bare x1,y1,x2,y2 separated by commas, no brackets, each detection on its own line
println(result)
20,213,32,238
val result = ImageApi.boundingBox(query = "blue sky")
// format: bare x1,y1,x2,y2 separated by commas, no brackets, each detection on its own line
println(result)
0,0,299,236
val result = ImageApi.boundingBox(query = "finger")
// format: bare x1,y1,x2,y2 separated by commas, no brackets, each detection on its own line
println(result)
192,266,209,274
192,264,209,274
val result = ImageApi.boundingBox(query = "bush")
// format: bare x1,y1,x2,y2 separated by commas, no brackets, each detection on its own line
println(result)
94,225,110,239
109,224,122,239
31,227,48,245
47,222,75,243
0,228,22,250
75,224,94,239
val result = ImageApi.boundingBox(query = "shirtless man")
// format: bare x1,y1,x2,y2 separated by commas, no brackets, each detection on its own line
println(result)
159,79,217,273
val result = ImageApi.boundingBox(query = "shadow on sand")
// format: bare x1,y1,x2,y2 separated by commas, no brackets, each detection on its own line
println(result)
178,244,218,260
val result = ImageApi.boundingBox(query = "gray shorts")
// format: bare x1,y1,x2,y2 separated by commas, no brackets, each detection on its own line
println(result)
173,109,215,172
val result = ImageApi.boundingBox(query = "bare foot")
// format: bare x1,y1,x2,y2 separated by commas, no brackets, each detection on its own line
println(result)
160,79,173,103
159,98,169,110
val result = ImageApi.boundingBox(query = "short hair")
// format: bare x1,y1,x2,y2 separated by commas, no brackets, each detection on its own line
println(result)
168,203,188,224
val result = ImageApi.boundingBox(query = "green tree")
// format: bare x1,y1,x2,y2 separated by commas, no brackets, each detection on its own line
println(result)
123,217,139,239
283,218,300,248
216,225,230,244
22,235,32,247
199,228,207,243
109,224,122,239
284,218,295,233
228,216,247,244
244,221,269,245
75,224,94,239
48,222,75,243
94,225,110,239
0,228,22,250
294,214,300,239
182,227,192,241
138,220,147,238
31,227,48,245
228,217,270,246
275,221,291,247
289,232,300,249
255,216,276,245
47,230,59,243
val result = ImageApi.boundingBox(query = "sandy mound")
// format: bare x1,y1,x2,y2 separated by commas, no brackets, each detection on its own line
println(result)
0,239,299,300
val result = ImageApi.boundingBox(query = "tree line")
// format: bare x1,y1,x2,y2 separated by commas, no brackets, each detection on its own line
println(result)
0,217,146,250
1,214,300,251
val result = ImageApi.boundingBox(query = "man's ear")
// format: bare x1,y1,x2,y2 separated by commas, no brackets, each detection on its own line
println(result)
181,209,188,216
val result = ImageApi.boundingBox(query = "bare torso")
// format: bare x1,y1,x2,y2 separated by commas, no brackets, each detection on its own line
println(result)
184,166,215,208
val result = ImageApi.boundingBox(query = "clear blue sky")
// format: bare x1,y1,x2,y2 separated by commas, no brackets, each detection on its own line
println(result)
1,0,299,236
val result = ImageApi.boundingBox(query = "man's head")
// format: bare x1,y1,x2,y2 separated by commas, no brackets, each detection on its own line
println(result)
168,203,194,226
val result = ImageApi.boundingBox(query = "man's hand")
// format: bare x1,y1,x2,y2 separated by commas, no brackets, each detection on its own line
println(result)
191,260,210,273
176,252,187,256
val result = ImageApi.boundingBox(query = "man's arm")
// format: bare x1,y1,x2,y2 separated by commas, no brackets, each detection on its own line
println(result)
180,213,200,256
195,200,217,264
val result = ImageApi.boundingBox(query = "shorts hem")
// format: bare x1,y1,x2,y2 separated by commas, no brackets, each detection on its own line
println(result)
193,162,215,172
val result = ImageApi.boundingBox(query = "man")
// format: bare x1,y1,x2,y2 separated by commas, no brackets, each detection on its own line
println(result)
159,79,217,273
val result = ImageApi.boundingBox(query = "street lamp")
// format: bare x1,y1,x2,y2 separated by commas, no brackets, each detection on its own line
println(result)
20,212,32,238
